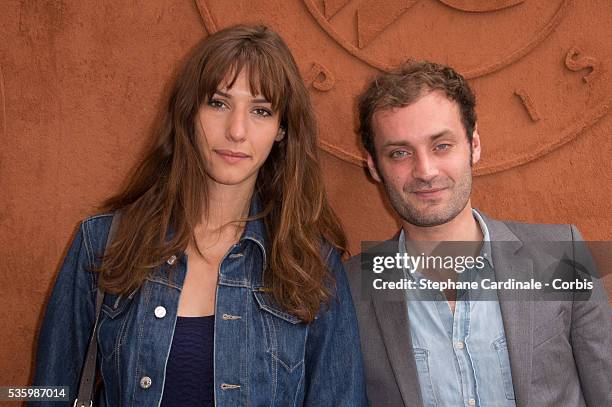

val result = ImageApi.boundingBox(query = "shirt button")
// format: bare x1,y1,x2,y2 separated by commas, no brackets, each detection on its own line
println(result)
140,376,152,389
154,306,167,318
469,398,476,406
166,255,177,265
455,341,465,349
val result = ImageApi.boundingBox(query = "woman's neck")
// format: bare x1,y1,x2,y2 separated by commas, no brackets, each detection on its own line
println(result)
195,178,255,246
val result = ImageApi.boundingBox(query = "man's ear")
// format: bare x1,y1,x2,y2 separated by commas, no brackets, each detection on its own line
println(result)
275,126,286,142
366,153,382,182
470,124,481,166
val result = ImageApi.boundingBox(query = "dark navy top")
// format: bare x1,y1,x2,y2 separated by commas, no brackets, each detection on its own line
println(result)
160,315,215,407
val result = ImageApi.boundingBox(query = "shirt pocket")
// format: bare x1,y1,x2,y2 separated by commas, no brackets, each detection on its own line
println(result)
253,290,307,373
412,348,438,407
491,336,516,400
97,290,137,362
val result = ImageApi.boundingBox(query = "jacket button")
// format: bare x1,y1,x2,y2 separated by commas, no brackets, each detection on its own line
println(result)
154,306,167,318
140,376,152,389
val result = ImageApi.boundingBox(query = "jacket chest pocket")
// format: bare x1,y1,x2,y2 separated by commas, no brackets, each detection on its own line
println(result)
97,291,137,361
253,291,307,373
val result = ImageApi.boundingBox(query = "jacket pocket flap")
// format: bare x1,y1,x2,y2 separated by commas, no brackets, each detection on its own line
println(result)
253,291,302,324
533,308,567,347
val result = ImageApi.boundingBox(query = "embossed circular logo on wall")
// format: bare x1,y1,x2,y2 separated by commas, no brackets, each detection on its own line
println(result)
303,0,568,78
196,0,611,175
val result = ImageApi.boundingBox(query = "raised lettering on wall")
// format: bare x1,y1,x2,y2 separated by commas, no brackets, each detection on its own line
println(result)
514,89,541,122
565,47,600,84
306,62,336,91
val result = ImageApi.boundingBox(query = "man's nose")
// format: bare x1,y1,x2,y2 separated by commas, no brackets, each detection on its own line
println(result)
413,153,439,182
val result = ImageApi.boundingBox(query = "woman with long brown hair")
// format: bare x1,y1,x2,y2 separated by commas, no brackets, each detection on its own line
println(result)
32,25,367,406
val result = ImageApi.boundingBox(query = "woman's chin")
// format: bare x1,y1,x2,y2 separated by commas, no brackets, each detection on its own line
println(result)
205,171,257,188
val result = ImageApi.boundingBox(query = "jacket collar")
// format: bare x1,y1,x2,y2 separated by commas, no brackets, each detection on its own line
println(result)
240,194,267,251
153,195,268,289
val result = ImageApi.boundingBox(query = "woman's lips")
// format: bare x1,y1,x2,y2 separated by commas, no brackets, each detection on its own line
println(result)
214,149,250,163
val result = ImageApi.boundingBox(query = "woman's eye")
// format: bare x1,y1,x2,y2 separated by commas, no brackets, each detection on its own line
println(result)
390,150,409,159
253,108,273,117
208,99,226,109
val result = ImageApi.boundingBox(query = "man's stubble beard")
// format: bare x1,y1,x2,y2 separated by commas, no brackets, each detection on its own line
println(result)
382,161,473,228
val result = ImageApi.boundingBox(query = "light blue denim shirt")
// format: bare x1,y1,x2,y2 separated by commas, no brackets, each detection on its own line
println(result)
399,209,516,407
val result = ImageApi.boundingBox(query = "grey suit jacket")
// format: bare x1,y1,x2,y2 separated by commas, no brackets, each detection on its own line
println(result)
346,213,612,407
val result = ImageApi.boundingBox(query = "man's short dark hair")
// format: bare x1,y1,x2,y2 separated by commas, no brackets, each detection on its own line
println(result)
357,60,477,157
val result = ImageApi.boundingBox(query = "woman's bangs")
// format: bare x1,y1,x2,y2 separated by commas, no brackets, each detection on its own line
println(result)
244,53,286,113
198,52,240,104
198,47,287,113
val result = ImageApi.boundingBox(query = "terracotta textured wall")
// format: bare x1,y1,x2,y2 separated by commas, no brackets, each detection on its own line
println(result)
1,0,610,392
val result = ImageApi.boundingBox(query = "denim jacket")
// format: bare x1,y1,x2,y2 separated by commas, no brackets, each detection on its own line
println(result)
32,201,368,406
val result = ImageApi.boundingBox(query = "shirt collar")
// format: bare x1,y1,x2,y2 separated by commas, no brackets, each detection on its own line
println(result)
398,208,493,267
472,209,492,266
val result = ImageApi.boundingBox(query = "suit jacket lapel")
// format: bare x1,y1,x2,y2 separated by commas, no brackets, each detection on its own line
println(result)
372,297,423,407
482,213,534,407
370,231,422,407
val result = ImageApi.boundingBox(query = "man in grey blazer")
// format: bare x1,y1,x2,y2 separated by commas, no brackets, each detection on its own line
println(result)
346,60,612,406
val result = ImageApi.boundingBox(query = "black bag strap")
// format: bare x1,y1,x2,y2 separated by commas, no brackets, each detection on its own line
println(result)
74,213,121,407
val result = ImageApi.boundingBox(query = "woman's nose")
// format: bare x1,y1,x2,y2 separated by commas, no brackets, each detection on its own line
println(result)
226,109,247,142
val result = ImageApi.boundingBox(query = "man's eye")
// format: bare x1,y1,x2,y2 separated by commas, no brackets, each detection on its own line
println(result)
435,144,452,151
390,150,409,159
253,108,273,117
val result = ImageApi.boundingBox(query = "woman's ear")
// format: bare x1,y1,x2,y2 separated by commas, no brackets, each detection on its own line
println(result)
275,126,286,141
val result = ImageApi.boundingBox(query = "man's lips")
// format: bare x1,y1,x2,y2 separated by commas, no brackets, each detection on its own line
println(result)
214,149,250,162
411,188,448,198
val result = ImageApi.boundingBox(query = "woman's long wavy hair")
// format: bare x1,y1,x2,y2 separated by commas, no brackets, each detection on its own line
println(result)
97,25,347,323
